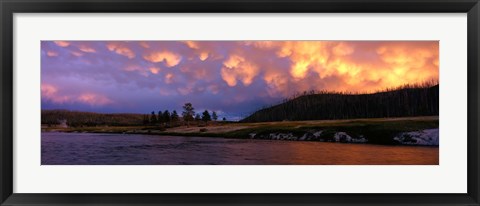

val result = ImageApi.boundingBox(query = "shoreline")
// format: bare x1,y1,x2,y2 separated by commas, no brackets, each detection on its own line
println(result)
42,131,440,148
42,116,440,146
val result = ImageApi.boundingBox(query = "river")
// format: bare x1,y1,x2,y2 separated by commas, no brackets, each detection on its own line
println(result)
41,132,439,165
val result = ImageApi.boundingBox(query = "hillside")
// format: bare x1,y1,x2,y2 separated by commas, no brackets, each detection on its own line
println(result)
241,84,439,123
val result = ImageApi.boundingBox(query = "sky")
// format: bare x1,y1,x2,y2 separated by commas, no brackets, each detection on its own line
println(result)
41,41,439,120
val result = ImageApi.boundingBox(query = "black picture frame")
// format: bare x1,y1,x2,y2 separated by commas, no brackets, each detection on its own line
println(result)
1,0,479,205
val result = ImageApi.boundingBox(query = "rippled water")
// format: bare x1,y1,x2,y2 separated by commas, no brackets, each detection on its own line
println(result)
41,132,439,165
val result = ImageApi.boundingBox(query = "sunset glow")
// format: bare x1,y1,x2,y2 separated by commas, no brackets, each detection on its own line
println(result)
41,41,439,119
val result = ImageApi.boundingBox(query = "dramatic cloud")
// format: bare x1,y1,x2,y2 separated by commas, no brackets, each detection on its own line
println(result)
184,41,199,49
46,51,58,57
221,54,259,87
149,67,160,74
41,41,439,119
71,51,84,57
143,51,182,67
54,41,70,47
139,41,150,48
199,52,209,61
77,44,96,53
41,83,112,106
106,42,136,59
77,93,113,106
41,84,70,104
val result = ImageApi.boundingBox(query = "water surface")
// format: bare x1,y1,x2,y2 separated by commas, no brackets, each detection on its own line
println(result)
42,132,439,165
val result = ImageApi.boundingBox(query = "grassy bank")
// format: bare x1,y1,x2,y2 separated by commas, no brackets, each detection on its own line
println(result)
43,116,439,145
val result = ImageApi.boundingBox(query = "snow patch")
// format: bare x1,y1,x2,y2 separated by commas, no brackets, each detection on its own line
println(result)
269,133,297,140
333,132,367,143
249,130,367,143
394,129,439,146
299,133,308,141
334,132,352,142
313,131,323,138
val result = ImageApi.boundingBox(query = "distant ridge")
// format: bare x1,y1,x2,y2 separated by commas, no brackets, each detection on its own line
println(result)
41,110,144,127
241,84,439,123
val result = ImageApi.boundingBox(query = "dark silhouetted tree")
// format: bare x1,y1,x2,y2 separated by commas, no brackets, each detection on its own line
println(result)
195,114,201,121
163,110,171,124
202,110,211,124
212,111,218,121
150,111,157,124
182,103,195,127
223,117,226,121
171,110,179,122
158,111,164,124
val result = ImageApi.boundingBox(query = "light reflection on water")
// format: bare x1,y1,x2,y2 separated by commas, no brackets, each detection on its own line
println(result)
41,132,439,165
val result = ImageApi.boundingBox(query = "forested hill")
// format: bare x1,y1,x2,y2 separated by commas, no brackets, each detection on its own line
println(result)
241,84,439,123
41,110,144,127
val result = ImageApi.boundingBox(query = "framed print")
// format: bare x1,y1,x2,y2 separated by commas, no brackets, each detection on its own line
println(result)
1,0,479,205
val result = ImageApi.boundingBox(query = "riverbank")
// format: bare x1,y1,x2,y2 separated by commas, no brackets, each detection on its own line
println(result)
42,116,439,146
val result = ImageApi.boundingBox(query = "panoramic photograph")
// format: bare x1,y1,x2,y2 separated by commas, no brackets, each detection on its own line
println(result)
41,40,439,165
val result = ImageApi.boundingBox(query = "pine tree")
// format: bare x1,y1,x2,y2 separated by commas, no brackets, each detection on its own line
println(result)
163,110,171,124
158,111,164,124
182,103,195,127
150,111,157,124
212,111,218,121
202,110,211,124
171,110,179,122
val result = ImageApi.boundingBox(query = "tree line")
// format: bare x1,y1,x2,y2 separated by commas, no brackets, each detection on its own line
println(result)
42,103,226,127
143,103,225,127
241,83,440,123
41,110,145,127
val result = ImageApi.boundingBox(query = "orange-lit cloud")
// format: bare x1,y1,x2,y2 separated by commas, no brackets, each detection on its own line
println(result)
199,52,209,61
77,93,113,106
46,51,58,57
143,51,182,67
373,42,438,87
221,54,259,86
184,41,213,61
333,42,354,56
139,41,150,48
41,83,112,106
106,42,135,59
164,73,174,84
276,41,332,79
78,45,96,53
184,41,199,49
71,51,84,57
54,41,70,47
41,84,70,104
242,41,439,94
263,71,289,97
245,41,277,49
149,67,160,74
